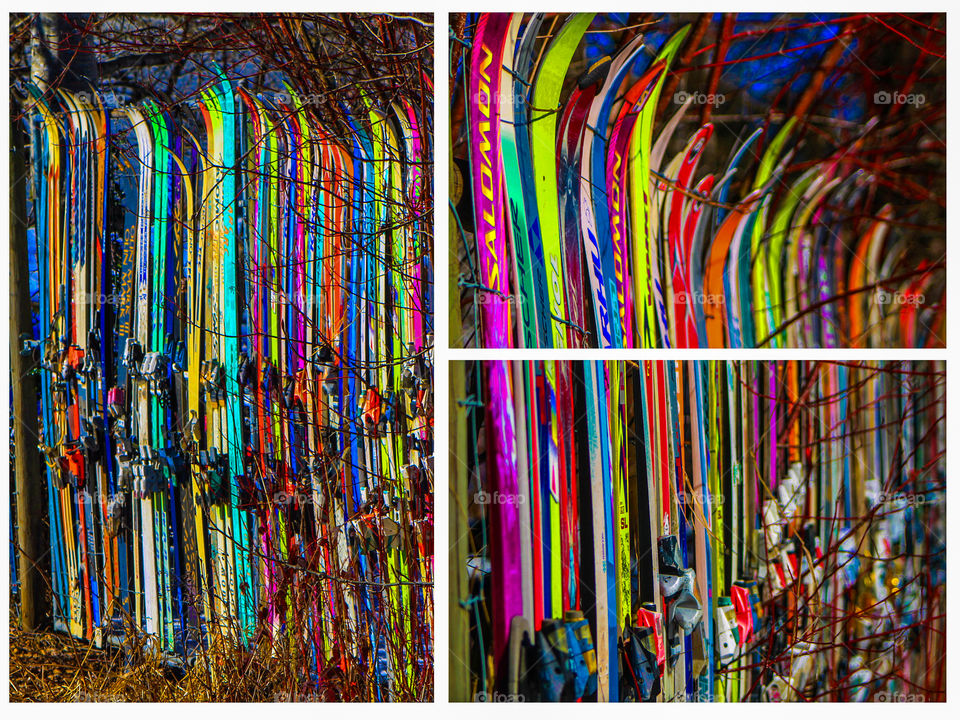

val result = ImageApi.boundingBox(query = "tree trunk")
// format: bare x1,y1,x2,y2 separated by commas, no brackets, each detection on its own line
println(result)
14,11,99,631
29,12,99,93
11,104,50,630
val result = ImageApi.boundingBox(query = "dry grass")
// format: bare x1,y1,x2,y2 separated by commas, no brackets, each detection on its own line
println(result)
8,613,377,702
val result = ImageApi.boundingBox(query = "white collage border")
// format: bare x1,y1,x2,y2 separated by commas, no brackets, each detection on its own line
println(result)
0,3,954,716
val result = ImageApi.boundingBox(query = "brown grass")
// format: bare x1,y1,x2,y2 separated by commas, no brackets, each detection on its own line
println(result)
8,612,377,702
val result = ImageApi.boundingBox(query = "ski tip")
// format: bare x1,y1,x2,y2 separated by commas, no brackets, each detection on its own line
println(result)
579,57,612,89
